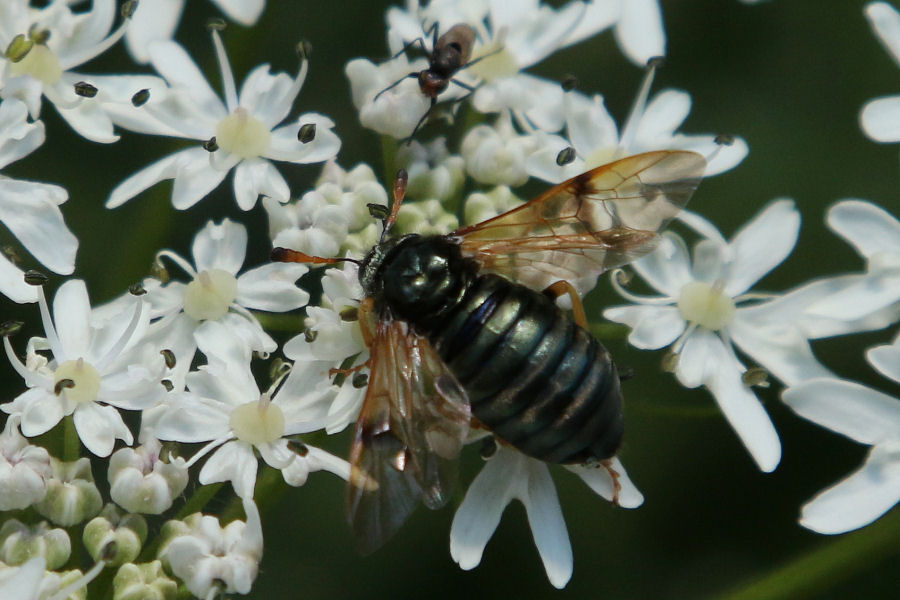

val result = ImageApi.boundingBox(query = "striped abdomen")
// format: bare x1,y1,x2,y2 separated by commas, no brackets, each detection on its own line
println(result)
427,273,624,464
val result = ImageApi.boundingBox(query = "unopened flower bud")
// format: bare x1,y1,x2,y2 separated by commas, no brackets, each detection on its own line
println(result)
113,561,177,600
109,440,189,515
0,520,71,570
84,505,147,566
0,418,51,509
35,457,102,526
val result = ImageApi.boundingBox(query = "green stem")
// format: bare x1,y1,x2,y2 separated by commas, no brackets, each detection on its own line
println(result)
710,508,900,600
63,415,79,461
381,134,398,188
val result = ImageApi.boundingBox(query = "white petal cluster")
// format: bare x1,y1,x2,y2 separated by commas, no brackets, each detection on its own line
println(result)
107,30,340,211
783,333,900,534
160,499,263,597
861,2,900,144
108,438,189,515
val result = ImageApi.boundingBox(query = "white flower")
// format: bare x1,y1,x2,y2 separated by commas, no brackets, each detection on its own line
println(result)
2,280,164,457
126,0,266,63
860,2,900,144
805,200,900,322
108,437,189,515
161,498,263,597
0,416,51,510
450,445,642,589
142,218,308,385
567,1,665,66
526,86,748,184
604,201,838,472
107,29,340,211
395,198,458,236
0,98,76,303
0,0,147,143
153,322,347,499
782,332,900,534
0,519,70,570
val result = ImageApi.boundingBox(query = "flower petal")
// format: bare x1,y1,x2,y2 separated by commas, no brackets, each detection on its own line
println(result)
233,159,289,210
53,279,92,359
192,218,247,275
782,378,900,444
236,262,308,312
520,459,573,589
799,444,900,534
0,178,76,274
125,0,184,63
73,401,133,457
867,338,900,383
199,440,258,499
860,96,900,142
568,457,644,508
866,2,900,67
614,0,666,65
826,199,900,259
725,199,799,296
602,304,685,350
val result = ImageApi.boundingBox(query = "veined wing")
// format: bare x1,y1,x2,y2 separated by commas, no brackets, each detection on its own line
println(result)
452,151,706,295
347,317,470,555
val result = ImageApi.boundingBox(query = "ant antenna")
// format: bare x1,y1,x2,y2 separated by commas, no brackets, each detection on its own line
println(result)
270,249,361,266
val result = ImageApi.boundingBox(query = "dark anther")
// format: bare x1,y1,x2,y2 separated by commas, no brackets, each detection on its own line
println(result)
74,82,98,98
160,349,176,369
203,137,219,152
646,56,666,69
129,283,147,296
131,89,150,107
121,0,139,19
28,26,51,45
714,134,735,146
0,321,24,337
556,146,576,166
367,203,390,220
561,74,579,92
206,18,227,32
297,123,316,143
340,307,358,322
303,328,318,343
24,270,47,286
288,440,310,457
352,373,369,388
161,379,175,392
297,40,313,60
54,379,75,395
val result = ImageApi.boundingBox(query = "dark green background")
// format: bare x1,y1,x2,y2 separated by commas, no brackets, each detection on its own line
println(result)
1,1,898,598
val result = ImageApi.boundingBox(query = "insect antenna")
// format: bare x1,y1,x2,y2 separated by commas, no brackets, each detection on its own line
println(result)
377,168,409,243
270,248,361,266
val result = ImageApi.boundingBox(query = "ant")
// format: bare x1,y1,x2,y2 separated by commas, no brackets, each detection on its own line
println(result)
374,23,496,142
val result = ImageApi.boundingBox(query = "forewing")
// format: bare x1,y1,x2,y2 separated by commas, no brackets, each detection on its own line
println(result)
453,150,706,295
347,318,470,555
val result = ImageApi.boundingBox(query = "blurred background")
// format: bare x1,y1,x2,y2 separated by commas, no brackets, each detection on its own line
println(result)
1,0,898,598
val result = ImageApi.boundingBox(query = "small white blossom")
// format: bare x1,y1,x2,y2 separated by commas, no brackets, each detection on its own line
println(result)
0,0,150,143
160,498,263,597
0,98,76,303
396,198,458,236
108,437,189,515
782,332,900,534
450,445,642,589
126,0,267,63
399,138,465,202
2,280,164,456
153,322,346,499
0,556,46,600
107,29,340,211
805,200,900,322
0,416,51,510
604,201,838,472
142,218,308,385
463,185,523,225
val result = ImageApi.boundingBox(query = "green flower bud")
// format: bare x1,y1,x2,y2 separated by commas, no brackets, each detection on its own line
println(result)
35,457,102,527
0,519,71,569
83,505,147,566
113,561,177,600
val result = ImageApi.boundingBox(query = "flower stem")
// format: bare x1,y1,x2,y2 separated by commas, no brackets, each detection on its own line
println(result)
710,508,900,600
381,135,398,189
63,415,79,461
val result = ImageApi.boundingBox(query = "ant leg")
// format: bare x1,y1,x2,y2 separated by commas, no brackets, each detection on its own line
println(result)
389,36,429,60
373,72,418,102
402,97,437,145
448,78,476,93
458,45,504,71
543,280,588,329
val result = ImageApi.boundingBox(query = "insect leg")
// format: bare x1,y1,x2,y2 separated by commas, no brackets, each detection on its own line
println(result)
373,72,419,102
448,78,476,93
543,280,588,329
402,97,437,145
601,458,622,506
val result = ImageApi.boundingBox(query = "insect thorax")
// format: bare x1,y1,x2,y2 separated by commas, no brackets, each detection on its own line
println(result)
360,234,477,327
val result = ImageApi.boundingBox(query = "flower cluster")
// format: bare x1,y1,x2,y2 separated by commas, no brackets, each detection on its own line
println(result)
0,0,898,597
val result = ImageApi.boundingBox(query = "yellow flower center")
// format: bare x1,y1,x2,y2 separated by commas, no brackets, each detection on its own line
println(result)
677,281,736,331
467,45,519,81
53,358,101,405
215,109,271,158
229,397,285,445
182,269,238,321
10,44,62,85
